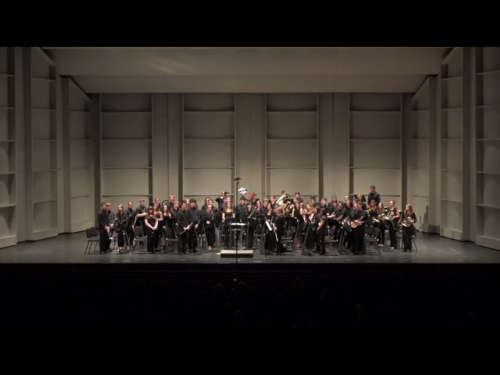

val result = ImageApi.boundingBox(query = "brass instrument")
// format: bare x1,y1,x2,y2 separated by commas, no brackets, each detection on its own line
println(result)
399,212,414,228
275,190,290,206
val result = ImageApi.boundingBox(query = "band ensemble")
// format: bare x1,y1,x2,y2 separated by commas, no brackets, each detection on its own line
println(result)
96,185,417,256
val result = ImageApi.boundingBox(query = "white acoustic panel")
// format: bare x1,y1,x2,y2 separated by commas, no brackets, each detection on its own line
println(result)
70,140,90,169
411,111,429,139
350,93,401,111
0,78,7,108
101,94,151,112
0,143,15,172
478,74,500,107
70,197,90,225
0,174,15,206
101,113,152,139
70,169,90,198
102,140,151,169
350,112,400,139
32,141,56,171
266,94,317,112
410,196,430,230
184,169,233,196
442,171,462,202
184,140,233,168
477,142,500,174
69,112,90,139
267,112,317,139
267,139,317,168
352,168,400,196
442,140,462,172
442,201,463,232
268,168,318,196
33,171,56,203
32,79,53,109
477,108,500,139
477,207,500,240
0,207,15,238
33,201,57,231
410,168,430,197
411,140,429,168
477,174,500,208
183,112,234,139
350,139,400,168
441,78,463,108
184,94,234,112
32,110,56,140
103,169,151,196
31,48,51,79
441,109,463,139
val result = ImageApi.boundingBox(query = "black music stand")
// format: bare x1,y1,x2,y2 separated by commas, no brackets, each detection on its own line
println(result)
240,217,253,249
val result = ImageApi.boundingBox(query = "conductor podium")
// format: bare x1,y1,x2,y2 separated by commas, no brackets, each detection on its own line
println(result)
220,221,254,258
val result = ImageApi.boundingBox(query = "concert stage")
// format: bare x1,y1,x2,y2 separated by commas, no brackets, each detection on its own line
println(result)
1,231,500,264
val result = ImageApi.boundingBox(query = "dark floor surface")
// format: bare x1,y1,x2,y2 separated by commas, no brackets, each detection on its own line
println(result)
1,231,500,264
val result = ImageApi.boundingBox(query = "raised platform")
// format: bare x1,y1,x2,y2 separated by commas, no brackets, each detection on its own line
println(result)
220,249,254,258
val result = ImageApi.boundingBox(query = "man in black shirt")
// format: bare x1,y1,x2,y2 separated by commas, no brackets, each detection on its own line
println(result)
367,185,381,206
126,201,136,247
237,197,247,217
166,195,176,210
98,202,111,253
243,202,256,249
178,202,190,254
351,202,367,255
135,199,147,230
187,199,200,252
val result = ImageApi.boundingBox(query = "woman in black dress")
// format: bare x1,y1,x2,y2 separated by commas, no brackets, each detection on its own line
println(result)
204,204,216,251
144,206,159,254
115,204,129,253
401,204,417,252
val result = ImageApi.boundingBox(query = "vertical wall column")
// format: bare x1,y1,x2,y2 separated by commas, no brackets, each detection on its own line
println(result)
332,94,350,199
91,94,101,222
152,94,168,199
319,94,334,199
462,47,473,242
428,77,438,232
62,78,71,232
167,94,182,198
401,94,412,207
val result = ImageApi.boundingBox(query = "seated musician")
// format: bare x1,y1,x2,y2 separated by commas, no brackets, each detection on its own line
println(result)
222,201,235,248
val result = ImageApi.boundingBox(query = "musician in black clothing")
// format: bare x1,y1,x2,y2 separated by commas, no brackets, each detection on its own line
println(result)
144,206,159,254
243,203,257,249
187,199,200,253
401,204,417,251
134,199,147,230
203,204,216,251
351,202,368,255
328,202,345,240
222,201,235,248
316,212,328,255
273,208,286,255
387,200,400,249
177,202,190,254
125,201,136,247
98,203,111,254
367,185,381,206
115,204,129,252
327,196,338,212
237,197,247,217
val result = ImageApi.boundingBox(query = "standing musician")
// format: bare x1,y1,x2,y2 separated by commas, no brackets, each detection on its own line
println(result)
161,205,174,249
144,206,159,254
303,205,317,250
367,200,378,222
310,207,322,253
106,203,115,240
243,202,257,249
134,199,148,231
328,196,338,212
187,199,200,253
376,203,386,248
316,211,328,255
237,196,247,217
98,202,111,254
320,198,329,214
250,192,258,207
222,200,235,249
368,185,381,206
270,195,277,208
261,198,269,212
387,200,400,249
201,197,211,211
126,201,136,248
115,204,129,253
216,191,229,210
203,204,216,251
178,202,190,254
401,204,417,252
166,195,176,210
272,208,286,255
328,201,344,240
154,197,161,209
357,194,368,210
153,203,163,251
350,201,368,255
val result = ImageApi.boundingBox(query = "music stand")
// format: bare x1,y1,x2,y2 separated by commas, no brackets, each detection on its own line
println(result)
240,217,254,249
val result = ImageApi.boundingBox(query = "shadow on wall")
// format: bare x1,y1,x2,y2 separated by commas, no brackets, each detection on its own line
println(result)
419,205,429,232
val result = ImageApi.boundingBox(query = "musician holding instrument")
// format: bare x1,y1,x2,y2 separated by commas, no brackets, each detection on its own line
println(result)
203,204,216,251
387,200,400,249
134,199,148,231
115,204,129,253
367,185,381,206
98,202,111,254
178,202,190,254
401,204,417,252
376,203,386,247
243,202,257,249
350,201,368,255
187,199,200,253
316,211,328,255
222,201,235,249
126,201,136,248
272,208,286,255
237,196,247,216
144,206,159,254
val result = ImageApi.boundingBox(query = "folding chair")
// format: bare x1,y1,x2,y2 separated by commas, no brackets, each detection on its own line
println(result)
84,227,100,254
365,226,381,255
132,226,147,253
281,218,297,254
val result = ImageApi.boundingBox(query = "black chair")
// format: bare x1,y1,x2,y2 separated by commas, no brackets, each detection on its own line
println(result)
132,226,147,253
365,225,381,255
84,227,100,254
